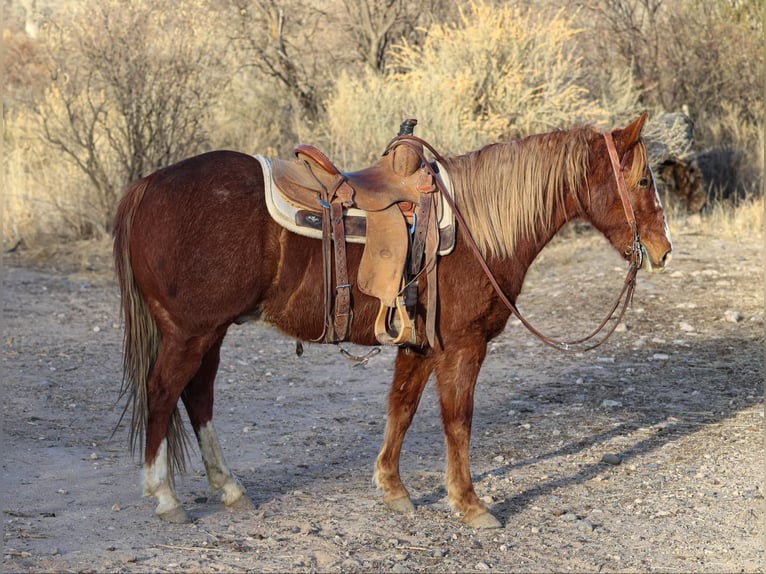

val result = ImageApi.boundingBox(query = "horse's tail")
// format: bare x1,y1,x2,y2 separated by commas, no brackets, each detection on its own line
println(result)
112,177,189,476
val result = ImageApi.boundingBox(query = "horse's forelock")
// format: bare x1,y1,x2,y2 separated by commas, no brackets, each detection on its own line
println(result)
625,138,649,189
445,127,593,259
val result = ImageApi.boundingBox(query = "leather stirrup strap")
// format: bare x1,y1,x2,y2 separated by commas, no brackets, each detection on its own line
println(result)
424,198,440,348
331,201,351,340
404,192,433,318
317,195,334,343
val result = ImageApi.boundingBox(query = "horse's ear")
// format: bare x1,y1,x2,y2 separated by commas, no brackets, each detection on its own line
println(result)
612,112,649,151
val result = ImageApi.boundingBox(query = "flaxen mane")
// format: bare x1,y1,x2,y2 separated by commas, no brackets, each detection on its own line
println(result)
444,126,593,259
444,126,651,259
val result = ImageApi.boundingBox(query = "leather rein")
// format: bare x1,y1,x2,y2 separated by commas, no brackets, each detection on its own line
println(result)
384,131,644,352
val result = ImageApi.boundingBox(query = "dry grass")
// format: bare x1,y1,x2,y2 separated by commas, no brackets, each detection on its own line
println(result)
666,196,764,241
698,196,764,239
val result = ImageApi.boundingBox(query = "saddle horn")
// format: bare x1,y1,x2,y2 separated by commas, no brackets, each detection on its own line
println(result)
392,119,423,177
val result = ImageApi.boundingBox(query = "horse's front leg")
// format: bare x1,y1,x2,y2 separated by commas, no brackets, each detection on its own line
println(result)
181,335,254,512
434,337,501,528
374,348,434,513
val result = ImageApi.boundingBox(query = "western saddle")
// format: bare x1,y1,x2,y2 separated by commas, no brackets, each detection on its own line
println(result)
257,120,454,347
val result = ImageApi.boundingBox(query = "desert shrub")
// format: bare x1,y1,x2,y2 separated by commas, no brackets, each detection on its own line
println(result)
4,111,98,243
576,0,763,204
319,2,643,166
10,0,229,239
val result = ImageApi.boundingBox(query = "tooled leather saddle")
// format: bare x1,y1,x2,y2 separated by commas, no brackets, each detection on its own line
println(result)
256,120,455,347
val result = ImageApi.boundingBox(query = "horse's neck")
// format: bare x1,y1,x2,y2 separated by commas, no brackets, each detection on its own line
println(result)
488,188,581,298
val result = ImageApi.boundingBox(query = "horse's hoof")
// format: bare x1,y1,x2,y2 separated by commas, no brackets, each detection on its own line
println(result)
385,496,416,514
466,511,502,529
226,494,256,512
158,505,192,524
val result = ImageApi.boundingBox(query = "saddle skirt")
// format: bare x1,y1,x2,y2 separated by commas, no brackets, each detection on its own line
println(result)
256,154,456,255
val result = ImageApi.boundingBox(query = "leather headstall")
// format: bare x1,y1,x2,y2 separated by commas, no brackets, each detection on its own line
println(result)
603,132,643,269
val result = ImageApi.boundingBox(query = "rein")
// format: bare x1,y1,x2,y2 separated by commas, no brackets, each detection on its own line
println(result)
385,132,642,352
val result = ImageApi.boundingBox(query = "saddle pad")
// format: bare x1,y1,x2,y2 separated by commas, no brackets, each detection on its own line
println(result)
256,154,456,256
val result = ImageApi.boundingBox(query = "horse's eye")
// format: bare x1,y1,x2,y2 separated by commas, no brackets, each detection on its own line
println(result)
638,178,650,187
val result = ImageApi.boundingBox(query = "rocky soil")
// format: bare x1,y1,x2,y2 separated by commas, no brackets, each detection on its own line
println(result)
2,220,763,573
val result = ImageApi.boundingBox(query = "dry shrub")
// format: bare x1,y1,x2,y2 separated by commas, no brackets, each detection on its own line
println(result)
320,1,643,166
4,111,97,245
7,0,229,241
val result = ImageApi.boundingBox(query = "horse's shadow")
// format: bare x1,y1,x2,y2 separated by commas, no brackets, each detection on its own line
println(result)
171,331,761,525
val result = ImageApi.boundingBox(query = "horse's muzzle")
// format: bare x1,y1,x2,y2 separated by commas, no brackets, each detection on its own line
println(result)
640,244,672,272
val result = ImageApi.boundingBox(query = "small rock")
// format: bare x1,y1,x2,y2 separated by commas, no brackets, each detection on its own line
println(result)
391,563,410,574
432,548,447,558
651,353,669,361
89,453,99,460
601,399,623,408
577,520,595,533
475,562,491,571
601,453,622,465
678,322,695,332
111,504,121,512
724,310,743,323
560,512,578,522
92,326,101,333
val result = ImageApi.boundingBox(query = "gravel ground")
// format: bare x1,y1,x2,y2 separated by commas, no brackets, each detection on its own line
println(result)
2,219,763,573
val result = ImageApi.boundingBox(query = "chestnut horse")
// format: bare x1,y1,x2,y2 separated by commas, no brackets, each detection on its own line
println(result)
113,113,672,528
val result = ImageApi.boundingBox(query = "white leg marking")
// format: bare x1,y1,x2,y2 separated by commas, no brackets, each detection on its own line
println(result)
143,439,183,515
198,421,249,506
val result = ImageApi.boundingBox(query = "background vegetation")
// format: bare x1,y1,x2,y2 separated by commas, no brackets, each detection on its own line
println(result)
2,0,763,244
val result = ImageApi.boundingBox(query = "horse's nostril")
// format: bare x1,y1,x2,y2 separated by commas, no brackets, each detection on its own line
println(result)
662,250,672,266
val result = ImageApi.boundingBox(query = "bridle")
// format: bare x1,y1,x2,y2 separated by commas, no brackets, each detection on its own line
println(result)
385,131,645,352
603,132,644,270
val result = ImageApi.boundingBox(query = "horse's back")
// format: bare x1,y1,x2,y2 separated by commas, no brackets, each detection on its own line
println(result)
125,150,281,330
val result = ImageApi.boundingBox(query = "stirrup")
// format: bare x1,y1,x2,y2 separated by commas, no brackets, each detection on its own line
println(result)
374,297,415,346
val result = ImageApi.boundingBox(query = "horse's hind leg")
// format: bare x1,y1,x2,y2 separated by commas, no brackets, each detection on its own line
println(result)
144,335,217,523
374,348,434,513
181,335,254,512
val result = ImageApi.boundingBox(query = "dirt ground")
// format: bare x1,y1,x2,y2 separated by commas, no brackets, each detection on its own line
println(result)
2,218,763,573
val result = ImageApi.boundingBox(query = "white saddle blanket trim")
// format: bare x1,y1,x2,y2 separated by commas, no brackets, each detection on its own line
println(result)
256,154,456,256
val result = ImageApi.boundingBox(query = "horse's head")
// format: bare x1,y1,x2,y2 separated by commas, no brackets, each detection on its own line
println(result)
587,113,673,272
